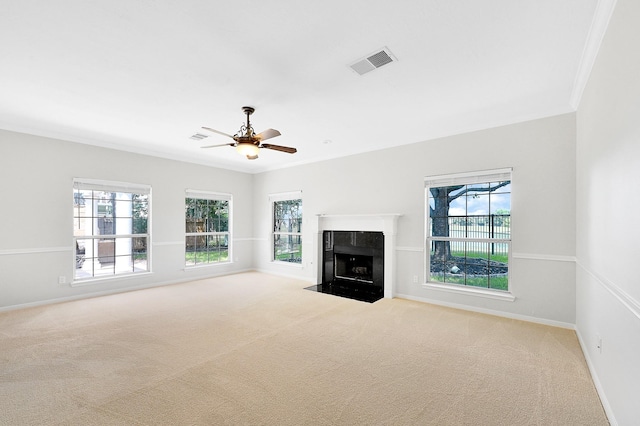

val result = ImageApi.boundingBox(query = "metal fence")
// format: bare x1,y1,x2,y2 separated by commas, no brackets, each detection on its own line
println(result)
433,214,510,257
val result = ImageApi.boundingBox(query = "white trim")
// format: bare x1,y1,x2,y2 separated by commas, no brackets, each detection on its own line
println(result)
396,292,575,330
183,261,233,271
155,239,272,246
424,167,512,186
271,260,304,268
429,236,511,243
185,189,232,201
0,246,70,256
423,282,515,302
512,253,576,263
577,260,640,321
71,271,152,287
569,0,618,109
268,190,302,202
317,213,403,219
73,178,151,194
392,250,576,260
185,232,229,237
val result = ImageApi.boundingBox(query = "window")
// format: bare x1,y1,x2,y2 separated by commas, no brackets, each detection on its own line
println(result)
73,179,150,281
271,193,302,264
185,191,231,267
425,169,511,292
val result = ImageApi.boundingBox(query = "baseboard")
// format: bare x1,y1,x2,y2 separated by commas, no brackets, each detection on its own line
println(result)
575,328,617,425
395,292,576,330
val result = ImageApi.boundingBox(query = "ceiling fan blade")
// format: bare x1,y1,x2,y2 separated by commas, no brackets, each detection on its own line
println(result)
202,127,236,139
256,128,281,141
261,143,297,154
200,142,236,149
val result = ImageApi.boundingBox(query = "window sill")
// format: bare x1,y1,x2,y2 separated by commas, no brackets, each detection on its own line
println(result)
71,271,152,287
423,282,515,302
184,262,232,270
272,260,304,268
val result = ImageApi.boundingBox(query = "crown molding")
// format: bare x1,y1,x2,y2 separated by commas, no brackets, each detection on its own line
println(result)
570,0,618,109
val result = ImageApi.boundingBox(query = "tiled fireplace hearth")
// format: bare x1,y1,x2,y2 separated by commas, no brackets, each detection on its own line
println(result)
311,214,401,301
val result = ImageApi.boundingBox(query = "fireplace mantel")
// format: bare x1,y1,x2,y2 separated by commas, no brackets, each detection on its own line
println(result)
314,214,401,298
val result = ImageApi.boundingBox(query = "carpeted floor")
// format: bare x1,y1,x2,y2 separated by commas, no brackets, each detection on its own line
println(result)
0,272,608,425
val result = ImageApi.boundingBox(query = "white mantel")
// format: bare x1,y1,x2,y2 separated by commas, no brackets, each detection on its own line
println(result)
314,214,401,299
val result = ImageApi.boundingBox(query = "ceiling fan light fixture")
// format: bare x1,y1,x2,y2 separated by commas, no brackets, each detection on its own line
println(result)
236,142,259,157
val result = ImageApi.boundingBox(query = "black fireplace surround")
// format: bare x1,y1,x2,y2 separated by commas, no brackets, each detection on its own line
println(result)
306,230,384,303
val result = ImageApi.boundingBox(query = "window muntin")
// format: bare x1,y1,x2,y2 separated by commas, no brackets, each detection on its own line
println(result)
185,193,231,267
272,197,302,264
73,180,150,281
426,170,511,292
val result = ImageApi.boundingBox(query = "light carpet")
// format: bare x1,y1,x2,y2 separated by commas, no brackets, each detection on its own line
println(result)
0,272,608,425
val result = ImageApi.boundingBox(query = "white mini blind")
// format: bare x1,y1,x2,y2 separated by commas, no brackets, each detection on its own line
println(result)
73,178,151,194
424,168,512,187
269,190,302,203
185,190,232,201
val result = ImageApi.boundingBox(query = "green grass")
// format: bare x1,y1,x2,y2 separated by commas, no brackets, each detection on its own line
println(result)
430,273,509,291
275,252,302,262
431,275,509,291
432,250,509,291
185,250,229,264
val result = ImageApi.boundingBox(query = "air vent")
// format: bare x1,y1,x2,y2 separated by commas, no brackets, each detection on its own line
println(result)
349,47,397,75
189,133,209,141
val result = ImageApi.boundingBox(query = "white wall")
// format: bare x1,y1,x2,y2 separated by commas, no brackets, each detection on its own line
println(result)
253,113,577,326
0,130,254,309
576,0,640,423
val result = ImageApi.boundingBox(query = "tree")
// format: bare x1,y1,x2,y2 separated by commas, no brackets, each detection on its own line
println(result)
430,181,510,261
273,199,302,233
185,198,229,232
132,194,149,234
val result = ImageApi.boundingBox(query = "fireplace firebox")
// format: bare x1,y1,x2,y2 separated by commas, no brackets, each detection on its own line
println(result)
334,253,374,283
307,230,384,303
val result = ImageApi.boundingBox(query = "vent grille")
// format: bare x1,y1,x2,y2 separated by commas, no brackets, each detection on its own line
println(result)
189,133,209,141
349,47,397,75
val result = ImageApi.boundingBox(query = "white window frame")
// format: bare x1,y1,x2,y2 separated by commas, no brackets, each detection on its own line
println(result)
270,191,303,265
185,190,232,268
72,178,151,284
424,169,514,301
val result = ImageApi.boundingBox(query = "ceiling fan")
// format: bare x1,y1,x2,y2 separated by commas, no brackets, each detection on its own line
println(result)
201,106,297,160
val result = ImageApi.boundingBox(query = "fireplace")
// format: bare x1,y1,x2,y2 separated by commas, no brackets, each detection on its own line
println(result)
309,214,401,301
313,230,385,302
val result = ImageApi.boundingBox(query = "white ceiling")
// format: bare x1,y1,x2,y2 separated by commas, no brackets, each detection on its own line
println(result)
0,0,604,173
